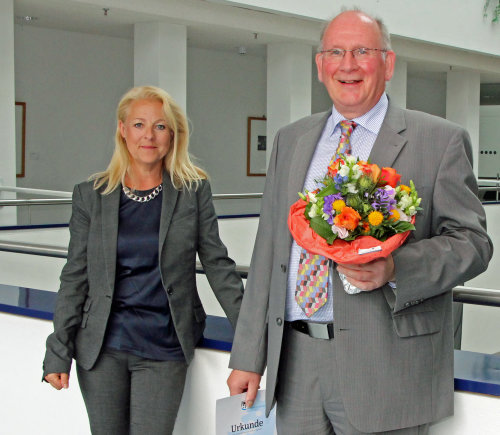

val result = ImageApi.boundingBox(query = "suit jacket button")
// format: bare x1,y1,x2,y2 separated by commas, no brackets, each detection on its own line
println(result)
276,317,283,326
404,302,411,308
167,287,173,295
281,264,287,273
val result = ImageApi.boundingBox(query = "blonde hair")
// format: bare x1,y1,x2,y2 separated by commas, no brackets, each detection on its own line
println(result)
91,86,207,194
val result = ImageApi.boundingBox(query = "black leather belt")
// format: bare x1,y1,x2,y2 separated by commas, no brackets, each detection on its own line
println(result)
286,320,334,340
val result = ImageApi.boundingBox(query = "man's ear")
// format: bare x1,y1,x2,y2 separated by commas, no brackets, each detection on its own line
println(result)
315,52,325,83
384,50,396,82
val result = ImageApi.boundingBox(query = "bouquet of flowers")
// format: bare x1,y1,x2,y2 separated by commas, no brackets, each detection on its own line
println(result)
288,154,422,293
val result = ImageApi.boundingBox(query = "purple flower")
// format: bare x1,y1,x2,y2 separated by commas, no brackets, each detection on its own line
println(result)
371,188,397,212
323,193,344,224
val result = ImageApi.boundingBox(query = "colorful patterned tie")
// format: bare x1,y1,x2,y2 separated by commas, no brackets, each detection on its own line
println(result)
295,120,357,317
333,120,357,160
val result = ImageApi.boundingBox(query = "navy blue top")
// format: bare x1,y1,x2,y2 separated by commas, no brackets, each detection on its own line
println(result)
103,187,185,361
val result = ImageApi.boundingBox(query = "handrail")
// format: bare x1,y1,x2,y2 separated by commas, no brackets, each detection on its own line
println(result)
1,182,499,206
0,240,250,277
0,240,499,306
0,199,73,206
0,192,263,207
453,286,500,307
0,240,68,258
0,186,72,197
478,186,500,191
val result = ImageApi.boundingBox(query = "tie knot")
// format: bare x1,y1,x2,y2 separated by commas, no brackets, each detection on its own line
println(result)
339,120,357,135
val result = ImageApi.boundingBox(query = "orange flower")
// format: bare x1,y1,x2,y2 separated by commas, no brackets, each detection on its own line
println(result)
358,161,381,182
360,221,370,233
389,209,400,221
379,167,401,187
334,206,361,231
399,184,411,193
327,157,345,177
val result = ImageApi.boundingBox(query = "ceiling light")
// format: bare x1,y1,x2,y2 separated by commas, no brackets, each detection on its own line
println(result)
16,15,38,22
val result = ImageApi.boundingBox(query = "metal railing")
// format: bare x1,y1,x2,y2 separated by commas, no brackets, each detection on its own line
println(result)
2,181,499,207
0,192,263,207
478,176,500,202
0,240,498,307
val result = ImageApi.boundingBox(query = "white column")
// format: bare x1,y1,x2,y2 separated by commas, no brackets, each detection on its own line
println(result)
0,0,17,225
446,70,481,176
267,43,312,164
134,23,187,112
386,59,407,109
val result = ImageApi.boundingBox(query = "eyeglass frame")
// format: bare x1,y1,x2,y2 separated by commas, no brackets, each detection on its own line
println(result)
319,47,388,61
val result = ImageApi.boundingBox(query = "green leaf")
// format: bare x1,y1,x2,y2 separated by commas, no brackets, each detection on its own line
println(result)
392,221,415,232
317,183,338,197
310,216,336,244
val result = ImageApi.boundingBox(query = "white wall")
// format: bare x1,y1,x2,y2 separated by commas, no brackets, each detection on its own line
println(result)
479,105,500,178
14,25,134,192
187,47,266,197
0,0,17,225
407,74,447,119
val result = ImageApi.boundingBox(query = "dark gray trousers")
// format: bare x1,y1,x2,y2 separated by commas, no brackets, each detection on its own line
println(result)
276,327,430,435
76,349,188,435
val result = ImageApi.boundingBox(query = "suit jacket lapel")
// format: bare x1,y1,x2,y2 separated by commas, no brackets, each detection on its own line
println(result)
158,173,179,256
369,103,407,168
287,111,331,206
101,186,120,295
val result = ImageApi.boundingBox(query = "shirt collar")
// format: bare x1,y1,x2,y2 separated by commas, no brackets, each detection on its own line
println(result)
329,93,388,136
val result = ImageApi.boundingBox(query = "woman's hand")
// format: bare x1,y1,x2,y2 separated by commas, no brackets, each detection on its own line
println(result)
45,373,70,390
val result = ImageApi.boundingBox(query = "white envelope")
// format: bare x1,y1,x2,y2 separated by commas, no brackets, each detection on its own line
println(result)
215,390,277,435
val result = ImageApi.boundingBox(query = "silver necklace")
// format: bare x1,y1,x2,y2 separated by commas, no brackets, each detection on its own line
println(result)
122,184,162,203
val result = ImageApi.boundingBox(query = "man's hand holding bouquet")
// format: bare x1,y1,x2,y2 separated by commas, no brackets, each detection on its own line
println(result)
288,154,422,294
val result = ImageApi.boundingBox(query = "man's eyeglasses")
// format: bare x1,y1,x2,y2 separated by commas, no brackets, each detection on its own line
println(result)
320,48,387,62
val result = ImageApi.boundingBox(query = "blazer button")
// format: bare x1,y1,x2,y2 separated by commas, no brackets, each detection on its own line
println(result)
404,302,411,308
281,264,287,273
276,317,283,326
167,287,173,295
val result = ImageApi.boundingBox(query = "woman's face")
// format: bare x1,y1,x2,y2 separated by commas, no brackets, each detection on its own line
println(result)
119,98,172,172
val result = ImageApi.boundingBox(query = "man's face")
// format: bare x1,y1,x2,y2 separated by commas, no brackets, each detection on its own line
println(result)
315,12,395,119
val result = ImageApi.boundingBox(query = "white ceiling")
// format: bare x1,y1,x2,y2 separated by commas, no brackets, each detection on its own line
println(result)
13,0,500,84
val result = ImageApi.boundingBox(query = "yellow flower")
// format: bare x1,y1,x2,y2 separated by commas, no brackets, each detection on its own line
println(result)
368,211,384,226
389,209,400,221
399,185,411,193
333,199,346,213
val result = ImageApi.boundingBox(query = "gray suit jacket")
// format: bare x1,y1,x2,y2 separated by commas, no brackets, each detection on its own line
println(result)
229,103,493,432
44,175,243,376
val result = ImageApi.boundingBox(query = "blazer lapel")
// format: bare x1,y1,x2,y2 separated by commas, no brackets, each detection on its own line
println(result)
101,187,120,295
158,173,179,256
369,103,407,168
287,111,331,206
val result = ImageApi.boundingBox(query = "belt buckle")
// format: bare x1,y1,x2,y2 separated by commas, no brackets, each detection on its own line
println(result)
307,323,331,340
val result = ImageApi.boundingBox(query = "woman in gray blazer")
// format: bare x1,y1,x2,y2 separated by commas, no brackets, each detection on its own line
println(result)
43,86,244,434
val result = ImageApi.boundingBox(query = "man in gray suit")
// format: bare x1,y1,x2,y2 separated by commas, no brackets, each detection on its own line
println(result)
227,9,493,435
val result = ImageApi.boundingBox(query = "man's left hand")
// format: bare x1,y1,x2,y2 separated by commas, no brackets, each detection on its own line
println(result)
336,254,395,291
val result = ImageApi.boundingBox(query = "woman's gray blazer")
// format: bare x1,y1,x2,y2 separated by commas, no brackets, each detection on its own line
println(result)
43,175,243,376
